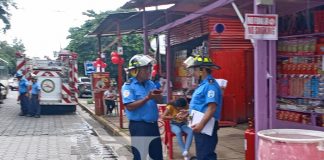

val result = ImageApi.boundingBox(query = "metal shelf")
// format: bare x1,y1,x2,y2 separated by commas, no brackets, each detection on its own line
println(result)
278,96,324,100
277,54,322,58
279,32,324,39
274,119,324,131
277,108,313,114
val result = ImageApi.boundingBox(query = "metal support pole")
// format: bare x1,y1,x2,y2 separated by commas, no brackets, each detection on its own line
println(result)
231,2,255,46
117,21,124,129
97,35,102,72
254,0,273,159
155,34,161,74
166,32,171,102
143,7,149,55
165,12,172,103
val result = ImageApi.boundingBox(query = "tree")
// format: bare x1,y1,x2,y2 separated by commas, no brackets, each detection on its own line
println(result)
0,39,25,74
66,10,144,79
0,0,16,32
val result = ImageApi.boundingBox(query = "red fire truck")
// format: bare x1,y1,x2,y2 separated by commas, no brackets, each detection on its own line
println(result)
16,50,78,113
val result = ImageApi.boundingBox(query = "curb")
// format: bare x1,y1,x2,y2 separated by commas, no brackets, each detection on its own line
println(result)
78,102,130,143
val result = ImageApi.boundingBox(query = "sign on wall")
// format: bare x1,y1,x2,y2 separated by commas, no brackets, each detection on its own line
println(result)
91,72,110,90
245,14,278,40
84,61,95,76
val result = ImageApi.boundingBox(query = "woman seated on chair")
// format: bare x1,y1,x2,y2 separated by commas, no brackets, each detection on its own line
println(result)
104,86,117,115
162,97,193,159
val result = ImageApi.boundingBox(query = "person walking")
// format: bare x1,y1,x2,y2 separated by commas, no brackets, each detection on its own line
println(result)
162,97,193,160
29,74,41,118
16,71,30,116
103,86,117,115
121,54,163,160
183,54,223,160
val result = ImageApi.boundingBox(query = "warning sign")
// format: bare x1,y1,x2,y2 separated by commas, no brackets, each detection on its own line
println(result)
245,14,278,40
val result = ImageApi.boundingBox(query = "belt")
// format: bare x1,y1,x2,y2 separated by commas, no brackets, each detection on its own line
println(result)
130,120,157,124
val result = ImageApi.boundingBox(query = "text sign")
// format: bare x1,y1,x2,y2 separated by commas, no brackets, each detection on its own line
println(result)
84,61,95,76
245,14,278,40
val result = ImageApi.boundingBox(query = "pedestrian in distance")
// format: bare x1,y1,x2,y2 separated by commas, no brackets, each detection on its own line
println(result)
183,54,223,160
29,74,41,118
103,86,117,115
0,82,5,105
121,54,163,160
160,72,173,104
15,71,30,116
162,97,193,160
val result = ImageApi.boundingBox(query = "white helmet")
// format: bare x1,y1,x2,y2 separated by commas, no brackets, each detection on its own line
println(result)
31,73,37,80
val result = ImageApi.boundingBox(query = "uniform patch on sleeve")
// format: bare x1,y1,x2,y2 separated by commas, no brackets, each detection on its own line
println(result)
123,90,130,97
207,90,215,98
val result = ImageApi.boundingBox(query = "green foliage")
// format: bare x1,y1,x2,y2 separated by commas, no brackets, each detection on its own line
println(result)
0,0,17,32
66,9,144,80
87,99,94,104
0,39,25,75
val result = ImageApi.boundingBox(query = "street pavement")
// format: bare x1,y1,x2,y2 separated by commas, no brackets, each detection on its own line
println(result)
78,98,246,160
0,91,131,160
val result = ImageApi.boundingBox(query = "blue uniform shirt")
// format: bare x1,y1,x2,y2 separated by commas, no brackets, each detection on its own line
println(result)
189,75,223,120
31,82,41,95
154,81,161,89
121,77,159,122
19,77,29,94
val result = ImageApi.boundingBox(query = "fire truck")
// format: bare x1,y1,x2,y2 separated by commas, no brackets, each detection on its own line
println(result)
16,50,78,113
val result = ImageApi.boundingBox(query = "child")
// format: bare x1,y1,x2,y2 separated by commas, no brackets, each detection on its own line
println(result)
162,97,193,159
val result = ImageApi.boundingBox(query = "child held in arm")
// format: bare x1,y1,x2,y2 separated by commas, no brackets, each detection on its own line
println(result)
162,98,193,160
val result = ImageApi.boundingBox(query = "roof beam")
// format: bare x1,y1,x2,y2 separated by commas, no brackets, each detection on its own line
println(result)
149,0,234,35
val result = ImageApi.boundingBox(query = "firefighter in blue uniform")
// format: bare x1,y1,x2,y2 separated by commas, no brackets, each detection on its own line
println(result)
29,74,41,118
16,71,30,116
184,55,223,160
121,54,163,160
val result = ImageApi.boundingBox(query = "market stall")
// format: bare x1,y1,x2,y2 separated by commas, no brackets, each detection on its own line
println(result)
274,5,324,130
166,15,254,123
90,0,324,158
121,0,256,124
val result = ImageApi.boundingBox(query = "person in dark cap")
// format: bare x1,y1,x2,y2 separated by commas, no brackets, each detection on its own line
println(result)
15,71,30,116
29,73,41,118
162,97,193,160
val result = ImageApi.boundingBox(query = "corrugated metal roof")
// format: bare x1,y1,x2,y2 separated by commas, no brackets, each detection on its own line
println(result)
122,0,324,16
88,10,185,36
121,0,181,9
90,0,324,37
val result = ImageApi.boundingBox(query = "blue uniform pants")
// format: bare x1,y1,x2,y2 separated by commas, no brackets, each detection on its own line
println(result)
129,121,163,160
194,121,219,160
29,94,41,116
20,93,29,114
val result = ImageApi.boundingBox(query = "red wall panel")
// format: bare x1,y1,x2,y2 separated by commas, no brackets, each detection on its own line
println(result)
210,50,254,123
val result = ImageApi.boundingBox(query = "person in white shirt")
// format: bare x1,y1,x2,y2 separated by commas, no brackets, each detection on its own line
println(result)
103,86,117,115
160,73,172,104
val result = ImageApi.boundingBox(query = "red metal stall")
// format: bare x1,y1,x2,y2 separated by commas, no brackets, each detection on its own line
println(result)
91,72,110,116
169,16,254,123
210,50,254,123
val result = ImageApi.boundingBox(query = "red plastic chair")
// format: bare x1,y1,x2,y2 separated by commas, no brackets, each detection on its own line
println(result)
160,105,187,160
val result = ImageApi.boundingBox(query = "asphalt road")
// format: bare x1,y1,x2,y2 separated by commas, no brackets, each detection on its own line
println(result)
0,90,131,160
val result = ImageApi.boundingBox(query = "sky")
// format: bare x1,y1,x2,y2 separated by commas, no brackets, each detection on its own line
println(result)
1,0,128,58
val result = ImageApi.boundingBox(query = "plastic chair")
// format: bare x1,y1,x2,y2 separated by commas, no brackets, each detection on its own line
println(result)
160,104,187,160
